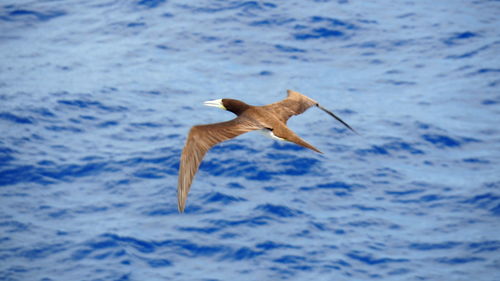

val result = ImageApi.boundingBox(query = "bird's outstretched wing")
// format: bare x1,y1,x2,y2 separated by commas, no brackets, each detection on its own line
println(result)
263,89,318,123
266,89,357,134
177,118,260,212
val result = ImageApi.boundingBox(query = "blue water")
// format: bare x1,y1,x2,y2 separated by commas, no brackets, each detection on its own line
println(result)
1,0,499,280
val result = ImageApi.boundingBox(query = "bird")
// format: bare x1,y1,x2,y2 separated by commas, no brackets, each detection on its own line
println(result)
177,90,356,212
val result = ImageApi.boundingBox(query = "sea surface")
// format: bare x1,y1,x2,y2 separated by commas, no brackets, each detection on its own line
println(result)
1,1,499,280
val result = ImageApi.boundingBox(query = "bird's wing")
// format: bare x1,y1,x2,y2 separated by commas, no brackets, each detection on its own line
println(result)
177,118,261,212
266,90,357,134
263,90,318,123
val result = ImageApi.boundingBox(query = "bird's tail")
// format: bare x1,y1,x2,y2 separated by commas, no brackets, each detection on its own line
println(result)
273,125,323,154
290,136,323,154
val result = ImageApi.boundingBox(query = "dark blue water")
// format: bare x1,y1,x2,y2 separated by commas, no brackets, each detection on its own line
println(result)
1,1,499,280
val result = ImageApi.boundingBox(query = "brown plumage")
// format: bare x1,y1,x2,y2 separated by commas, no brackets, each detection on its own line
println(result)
177,90,355,212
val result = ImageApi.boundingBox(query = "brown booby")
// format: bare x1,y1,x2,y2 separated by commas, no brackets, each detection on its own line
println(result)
177,90,355,212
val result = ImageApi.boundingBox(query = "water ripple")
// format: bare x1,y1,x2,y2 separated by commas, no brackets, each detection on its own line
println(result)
1,9,66,22
346,251,409,265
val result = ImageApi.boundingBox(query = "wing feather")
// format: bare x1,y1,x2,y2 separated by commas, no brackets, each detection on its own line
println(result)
263,90,317,123
177,118,260,212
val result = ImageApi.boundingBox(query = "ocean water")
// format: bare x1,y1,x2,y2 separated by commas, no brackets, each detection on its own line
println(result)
1,0,499,280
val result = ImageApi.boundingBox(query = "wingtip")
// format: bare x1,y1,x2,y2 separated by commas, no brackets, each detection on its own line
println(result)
316,104,358,135
178,204,185,213
177,194,186,213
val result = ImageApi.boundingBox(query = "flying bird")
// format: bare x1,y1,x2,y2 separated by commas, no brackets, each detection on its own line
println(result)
177,90,355,212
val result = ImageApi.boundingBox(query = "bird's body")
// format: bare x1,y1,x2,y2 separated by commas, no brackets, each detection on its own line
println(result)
177,90,355,212
258,128,285,141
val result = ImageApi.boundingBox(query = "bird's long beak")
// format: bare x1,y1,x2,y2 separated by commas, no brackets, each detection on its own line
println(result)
203,99,226,110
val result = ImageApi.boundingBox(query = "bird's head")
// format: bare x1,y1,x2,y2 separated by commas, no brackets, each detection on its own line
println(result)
204,98,250,115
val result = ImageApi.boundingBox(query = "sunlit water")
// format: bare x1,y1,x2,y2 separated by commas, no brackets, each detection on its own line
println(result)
1,1,499,280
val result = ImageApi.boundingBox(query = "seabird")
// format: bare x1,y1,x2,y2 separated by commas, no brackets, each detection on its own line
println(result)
177,90,355,212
